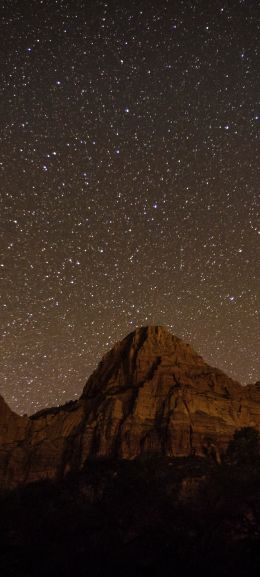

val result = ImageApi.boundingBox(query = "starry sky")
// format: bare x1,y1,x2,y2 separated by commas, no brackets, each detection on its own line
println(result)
0,0,259,415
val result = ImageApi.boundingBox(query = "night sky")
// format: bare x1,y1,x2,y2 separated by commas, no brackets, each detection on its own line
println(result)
1,0,259,415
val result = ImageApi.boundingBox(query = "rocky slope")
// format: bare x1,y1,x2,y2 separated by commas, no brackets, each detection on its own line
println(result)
0,326,259,488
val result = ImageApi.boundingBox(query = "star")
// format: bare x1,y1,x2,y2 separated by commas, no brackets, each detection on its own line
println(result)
0,0,259,415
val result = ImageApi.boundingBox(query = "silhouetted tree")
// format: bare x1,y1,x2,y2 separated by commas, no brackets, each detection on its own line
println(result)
224,427,260,467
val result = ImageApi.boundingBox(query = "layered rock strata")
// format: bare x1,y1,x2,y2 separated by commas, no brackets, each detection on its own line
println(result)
0,326,259,488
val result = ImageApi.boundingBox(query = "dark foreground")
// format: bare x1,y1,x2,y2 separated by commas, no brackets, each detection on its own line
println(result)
1,428,260,577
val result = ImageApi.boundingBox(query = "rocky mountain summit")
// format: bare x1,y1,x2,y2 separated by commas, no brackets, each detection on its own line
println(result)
0,326,259,488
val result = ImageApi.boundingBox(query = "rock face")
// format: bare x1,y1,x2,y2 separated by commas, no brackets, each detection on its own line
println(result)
0,326,259,488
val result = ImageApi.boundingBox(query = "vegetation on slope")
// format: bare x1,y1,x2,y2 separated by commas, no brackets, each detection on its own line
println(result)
0,427,260,577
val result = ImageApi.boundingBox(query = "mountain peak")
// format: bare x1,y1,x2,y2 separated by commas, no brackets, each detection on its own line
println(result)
0,327,259,488
82,325,205,399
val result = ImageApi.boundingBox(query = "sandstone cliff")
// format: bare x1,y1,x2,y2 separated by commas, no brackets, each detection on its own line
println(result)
0,326,259,488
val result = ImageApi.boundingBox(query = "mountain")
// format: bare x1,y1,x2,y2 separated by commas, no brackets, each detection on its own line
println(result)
0,326,259,488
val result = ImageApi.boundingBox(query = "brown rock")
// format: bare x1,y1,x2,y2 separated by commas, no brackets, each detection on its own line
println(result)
0,394,29,487
80,326,260,460
0,326,259,488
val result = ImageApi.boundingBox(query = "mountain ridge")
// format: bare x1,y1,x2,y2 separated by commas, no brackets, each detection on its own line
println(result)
0,325,259,488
